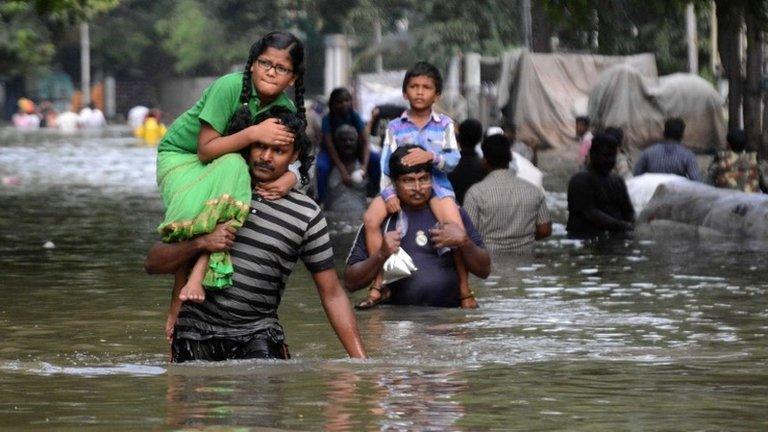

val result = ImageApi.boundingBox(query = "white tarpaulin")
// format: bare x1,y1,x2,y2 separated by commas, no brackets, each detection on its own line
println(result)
588,66,726,152
355,70,406,122
498,51,657,150
636,177,768,238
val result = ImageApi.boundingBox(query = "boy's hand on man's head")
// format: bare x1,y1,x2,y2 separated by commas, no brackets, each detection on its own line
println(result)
401,148,434,166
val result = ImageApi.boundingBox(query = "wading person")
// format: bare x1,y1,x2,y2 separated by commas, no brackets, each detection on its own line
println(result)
634,117,701,181
463,134,551,254
345,145,491,308
707,129,767,193
448,118,486,205
359,62,475,309
317,87,379,204
145,108,366,362
324,125,368,212
155,31,309,307
567,133,635,238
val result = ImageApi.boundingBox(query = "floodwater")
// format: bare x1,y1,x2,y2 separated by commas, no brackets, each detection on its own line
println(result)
0,127,766,431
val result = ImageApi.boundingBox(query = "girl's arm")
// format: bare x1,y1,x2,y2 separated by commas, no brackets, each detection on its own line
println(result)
197,119,293,163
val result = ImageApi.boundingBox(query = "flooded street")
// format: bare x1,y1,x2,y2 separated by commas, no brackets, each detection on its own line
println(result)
1,128,766,430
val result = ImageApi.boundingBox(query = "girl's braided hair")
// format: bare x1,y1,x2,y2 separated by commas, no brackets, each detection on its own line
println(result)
244,106,313,186
226,31,307,144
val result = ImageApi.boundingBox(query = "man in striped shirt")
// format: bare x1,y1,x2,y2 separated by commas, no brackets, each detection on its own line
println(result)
633,118,701,181
463,134,551,253
145,130,366,362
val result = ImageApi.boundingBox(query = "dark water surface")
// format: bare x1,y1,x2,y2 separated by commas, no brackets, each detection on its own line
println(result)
1,128,766,431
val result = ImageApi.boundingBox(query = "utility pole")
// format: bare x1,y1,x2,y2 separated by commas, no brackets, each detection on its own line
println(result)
374,20,383,73
80,21,91,107
686,3,699,74
521,0,532,50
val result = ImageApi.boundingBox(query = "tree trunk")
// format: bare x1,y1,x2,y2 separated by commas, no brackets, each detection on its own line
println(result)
744,12,764,153
530,0,552,52
716,0,744,131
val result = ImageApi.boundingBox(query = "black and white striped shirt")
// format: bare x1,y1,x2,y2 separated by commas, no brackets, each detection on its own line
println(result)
175,191,335,341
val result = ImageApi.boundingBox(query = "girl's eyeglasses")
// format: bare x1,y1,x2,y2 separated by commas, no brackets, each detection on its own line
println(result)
255,58,293,76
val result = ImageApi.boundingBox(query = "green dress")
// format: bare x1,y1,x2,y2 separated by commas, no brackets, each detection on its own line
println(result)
156,72,295,289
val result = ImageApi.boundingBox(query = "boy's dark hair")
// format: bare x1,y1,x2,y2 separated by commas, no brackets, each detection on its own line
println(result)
227,31,307,137
726,129,748,152
575,116,590,126
389,144,432,180
663,117,685,141
243,106,314,185
402,61,443,94
458,118,483,150
589,132,619,175
481,134,512,169
328,87,352,110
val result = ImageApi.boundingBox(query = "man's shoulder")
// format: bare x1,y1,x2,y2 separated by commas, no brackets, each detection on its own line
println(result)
510,174,545,196
569,171,592,186
272,191,323,220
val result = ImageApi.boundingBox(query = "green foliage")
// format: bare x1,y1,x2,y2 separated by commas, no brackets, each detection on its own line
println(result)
155,0,226,75
542,0,718,74
0,1,56,77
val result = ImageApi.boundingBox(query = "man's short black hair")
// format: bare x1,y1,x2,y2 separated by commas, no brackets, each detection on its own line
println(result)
726,129,748,152
389,144,432,180
604,126,624,144
457,118,483,150
402,61,443,94
589,132,619,175
575,116,590,126
663,117,686,141
481,134,512,169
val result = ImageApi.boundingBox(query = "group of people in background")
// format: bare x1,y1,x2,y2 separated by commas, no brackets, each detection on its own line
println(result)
11,97,105,132
567,115,767,239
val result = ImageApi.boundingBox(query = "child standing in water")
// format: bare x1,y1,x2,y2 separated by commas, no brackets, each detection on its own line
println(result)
156,31,308,338
356,61,476,309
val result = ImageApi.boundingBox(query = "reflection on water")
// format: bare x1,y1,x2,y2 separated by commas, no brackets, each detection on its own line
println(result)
1,128,767,430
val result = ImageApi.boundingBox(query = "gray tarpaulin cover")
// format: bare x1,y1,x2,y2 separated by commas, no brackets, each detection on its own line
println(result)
589,66,726,152
637,178,768,238
498,51,657,150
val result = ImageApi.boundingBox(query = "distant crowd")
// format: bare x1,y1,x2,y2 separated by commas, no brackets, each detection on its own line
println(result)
11,98,106,132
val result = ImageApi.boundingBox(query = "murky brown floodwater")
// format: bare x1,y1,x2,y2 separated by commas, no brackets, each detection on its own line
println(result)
1,127,766,431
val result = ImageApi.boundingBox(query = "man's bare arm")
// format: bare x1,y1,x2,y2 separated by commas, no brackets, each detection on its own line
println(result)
535,222,552,239
144,223,235,274
312,269,367,358
343,230,400,292
430,223,491,278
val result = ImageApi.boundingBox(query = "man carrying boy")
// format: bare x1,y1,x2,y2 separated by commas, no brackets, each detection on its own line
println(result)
145,130,366,362
345,145,491,307
359,62,475,309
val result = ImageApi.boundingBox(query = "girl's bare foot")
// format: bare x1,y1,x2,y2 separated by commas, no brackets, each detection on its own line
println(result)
179,282,205,303
165,297,183,343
